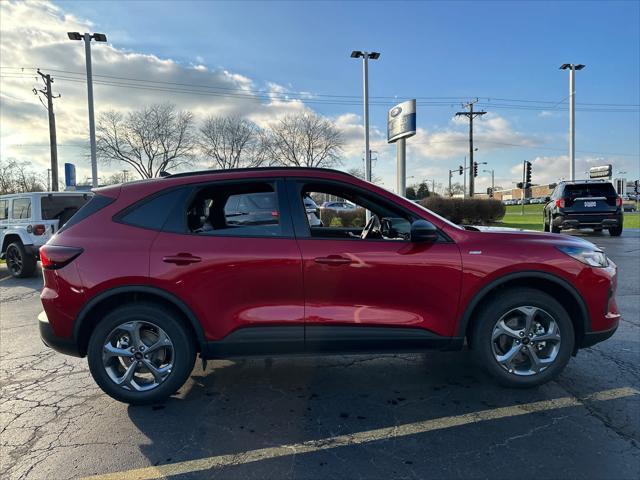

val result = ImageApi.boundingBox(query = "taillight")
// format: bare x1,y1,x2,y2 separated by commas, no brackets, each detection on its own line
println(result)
40,245,83,270
555,198,565,208
271,211,279,217
33,224,46,236
616,196,623,208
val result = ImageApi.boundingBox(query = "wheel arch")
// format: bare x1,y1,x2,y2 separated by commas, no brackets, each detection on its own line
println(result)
74,285,206,357
459,271,590,350
1,232,29,255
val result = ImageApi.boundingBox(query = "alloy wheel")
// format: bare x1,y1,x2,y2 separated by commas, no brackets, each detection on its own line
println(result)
491,306,561,376
6,245,23,276
102,320,174,391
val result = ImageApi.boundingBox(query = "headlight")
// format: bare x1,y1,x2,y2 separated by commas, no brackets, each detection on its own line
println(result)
557,246,608,268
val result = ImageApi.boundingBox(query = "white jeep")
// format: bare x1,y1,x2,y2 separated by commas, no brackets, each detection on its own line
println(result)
0,192,92,278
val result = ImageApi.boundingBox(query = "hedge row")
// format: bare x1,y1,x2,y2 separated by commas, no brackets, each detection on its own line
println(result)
319,198,504,228
419,197,505,225
319,208,366,227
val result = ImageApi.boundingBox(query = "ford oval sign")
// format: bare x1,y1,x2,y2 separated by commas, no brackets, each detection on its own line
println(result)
387,99,416,143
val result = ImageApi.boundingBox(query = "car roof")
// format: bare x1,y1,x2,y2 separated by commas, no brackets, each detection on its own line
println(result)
165,166,355,180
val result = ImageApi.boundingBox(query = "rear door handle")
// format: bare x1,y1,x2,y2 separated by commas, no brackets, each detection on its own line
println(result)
162,253,202,265
314,255,352,266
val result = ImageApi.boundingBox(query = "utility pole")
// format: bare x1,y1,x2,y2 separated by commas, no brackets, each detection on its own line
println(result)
35,70,60,191
455,99,486,197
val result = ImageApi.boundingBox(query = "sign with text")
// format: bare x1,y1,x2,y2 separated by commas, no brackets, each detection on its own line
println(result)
387,99,416,143
64,163,76,188
589,165,612,179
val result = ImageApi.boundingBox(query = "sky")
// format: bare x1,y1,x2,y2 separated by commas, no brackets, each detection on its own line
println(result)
1,0,638,192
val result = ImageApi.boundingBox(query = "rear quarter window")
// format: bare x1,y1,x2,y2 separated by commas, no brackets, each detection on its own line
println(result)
0,200,8,220
117,187,191,231
41,195,91,220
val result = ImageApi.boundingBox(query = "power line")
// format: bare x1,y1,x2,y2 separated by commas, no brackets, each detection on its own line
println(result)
2,66,638,111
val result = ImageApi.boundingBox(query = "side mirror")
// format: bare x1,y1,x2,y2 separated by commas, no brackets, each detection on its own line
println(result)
410,220,439,242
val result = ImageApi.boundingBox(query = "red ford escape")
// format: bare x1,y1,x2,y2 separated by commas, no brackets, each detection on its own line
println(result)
38,168,620,404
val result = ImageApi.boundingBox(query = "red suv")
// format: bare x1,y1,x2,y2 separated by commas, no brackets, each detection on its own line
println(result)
39,168,620,404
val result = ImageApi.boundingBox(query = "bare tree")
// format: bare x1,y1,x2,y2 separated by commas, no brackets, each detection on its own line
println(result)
263,112,343,168
199,116,268,169
0,159,46,194
446,182,465,196
346,166,382,184
96,104,196,178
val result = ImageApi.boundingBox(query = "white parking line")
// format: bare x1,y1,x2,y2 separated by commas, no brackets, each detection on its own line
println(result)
84,386,638,480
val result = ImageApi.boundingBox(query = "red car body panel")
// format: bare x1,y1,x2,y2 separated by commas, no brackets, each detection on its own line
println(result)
298,239,462,336
39,168,620,357
149,233,305,340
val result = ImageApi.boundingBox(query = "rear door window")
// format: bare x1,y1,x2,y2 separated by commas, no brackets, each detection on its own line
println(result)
0,200,8,220
12,198,31,219
186,181,286,237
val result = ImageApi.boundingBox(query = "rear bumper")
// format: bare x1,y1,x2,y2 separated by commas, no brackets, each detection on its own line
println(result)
553,212,622,229
38,311,82,357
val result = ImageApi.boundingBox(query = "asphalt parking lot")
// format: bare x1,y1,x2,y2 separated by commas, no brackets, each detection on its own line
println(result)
1,230,639,480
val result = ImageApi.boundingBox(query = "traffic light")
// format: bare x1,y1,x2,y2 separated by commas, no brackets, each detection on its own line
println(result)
458,165,463,175
635,180,639,194
525,161,532,185
473,162,478,177
487,187,493,197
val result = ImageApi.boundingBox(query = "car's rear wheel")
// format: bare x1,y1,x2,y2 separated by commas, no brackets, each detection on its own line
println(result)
608,225,623,236
471,288,574,388
87,303,196,404
5,242,37,278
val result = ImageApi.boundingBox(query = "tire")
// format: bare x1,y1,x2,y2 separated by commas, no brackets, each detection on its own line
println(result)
543,213,550,232
608,225,623,236
550,215,561,234
5,241,37,278
471,288,574,388
87,303,196,405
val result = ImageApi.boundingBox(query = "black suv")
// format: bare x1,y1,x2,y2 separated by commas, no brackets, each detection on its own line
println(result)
543,180,623,236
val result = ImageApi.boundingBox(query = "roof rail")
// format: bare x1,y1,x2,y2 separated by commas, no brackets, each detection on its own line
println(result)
164,166,356,179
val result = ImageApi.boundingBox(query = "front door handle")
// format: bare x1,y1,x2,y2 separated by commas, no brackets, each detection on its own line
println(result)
314,255,352,266
162,253,202,265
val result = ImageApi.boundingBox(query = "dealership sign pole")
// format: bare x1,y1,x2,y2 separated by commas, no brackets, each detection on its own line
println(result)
388,99,417,197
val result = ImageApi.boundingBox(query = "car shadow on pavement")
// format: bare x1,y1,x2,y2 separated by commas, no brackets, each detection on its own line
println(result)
122,350,589,477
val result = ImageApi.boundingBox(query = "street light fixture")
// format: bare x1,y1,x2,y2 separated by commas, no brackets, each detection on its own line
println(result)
559,63,586,182
68,32,108,188
350,50,380,184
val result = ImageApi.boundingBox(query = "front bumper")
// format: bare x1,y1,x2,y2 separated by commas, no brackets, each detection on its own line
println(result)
38,311,82,357
580,323,619,348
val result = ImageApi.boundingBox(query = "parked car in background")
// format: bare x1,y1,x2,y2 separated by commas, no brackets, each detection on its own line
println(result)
38,167,620,404
1,191,92,277
321,201,356,212
303,195,322,226
543,180,623,236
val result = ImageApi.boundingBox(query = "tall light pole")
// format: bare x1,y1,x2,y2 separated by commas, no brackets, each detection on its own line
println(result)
560,63,585,181
68,32,108,188
351,50,380,183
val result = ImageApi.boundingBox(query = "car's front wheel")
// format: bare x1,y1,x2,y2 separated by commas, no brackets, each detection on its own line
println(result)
471,288,574,388
87,303,196,404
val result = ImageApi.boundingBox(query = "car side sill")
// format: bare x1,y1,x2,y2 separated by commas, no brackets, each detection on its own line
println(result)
201,325,463,359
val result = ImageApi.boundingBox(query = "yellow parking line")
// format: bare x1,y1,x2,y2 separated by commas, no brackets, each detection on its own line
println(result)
84,386,638,480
